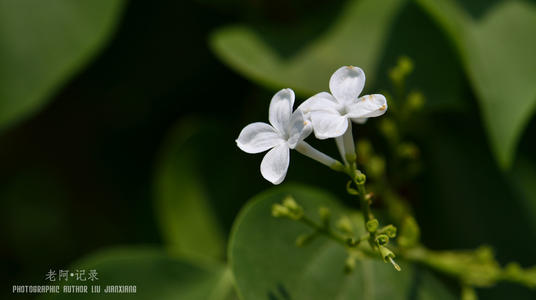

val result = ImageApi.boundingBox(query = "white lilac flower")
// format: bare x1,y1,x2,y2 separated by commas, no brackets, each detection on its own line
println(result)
236,88,340,184
298,66,388,162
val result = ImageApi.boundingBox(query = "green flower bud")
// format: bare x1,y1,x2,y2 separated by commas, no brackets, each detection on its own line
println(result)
318,206,331,226
336,216,354,234
388,56,414,86
461,286,477,300
379,224,397,238
406,91,425,111
368,156,386,179
355,172,366,184
389,68,402,84
397,143,420,160
366,219,379,233
505,262,523,277
379,246,393,261
282,196,303,220
398,56,414,75
376,234,389,246
475,245,494,262
296,233,317,247
379,118,399,143
344,256,356,274
379,245,401,271
283,196,299,211
271,204,290,218
346,237,359,247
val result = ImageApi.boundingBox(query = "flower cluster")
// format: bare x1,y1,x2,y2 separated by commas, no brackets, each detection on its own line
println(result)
236,66,388,184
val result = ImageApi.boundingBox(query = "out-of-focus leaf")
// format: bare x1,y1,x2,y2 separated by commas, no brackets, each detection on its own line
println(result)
210,0,406,96
0,0,125,131
417,0,536,168
229,184,454,300
375,2,468,111
154,120,226,263
416,114,536,299
40,247,235,300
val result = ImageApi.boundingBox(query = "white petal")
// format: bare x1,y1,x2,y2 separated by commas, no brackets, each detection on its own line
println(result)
310,111,349,139
236,122,283,154
298,92,339,116
269,88,295,134
351,118,368,124
287,110,313,149
329,66,366,104
346,94,388,119
260,143,290,185
295,141,339,168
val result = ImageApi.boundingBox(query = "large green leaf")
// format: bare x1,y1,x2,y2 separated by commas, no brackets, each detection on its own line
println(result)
229,184,454,300
210,0,406,96
154,120,226,263
0,0,125,131
417,0,536,168
40,247,235,300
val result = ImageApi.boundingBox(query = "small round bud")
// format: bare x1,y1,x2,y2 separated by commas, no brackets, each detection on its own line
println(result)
318,206,331,226
504,263,523,277
296,233,316,247
406,91,425,111
368,156,386,179
355,172,366,184
281,196,303,220
344,256,356,274
461,286,477,300
337,216,354,234
381,225,397,238
397,143,420,160
375,234,389,246
475,245,494,262
366,219,379,233
271,204,289,218
398,56,414,75
283,196,299,211
318,207,330,219
379,118,399,143
346,237,359,247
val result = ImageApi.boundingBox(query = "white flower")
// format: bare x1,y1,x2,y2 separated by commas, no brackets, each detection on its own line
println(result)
299,66,388,140
236,89,313,184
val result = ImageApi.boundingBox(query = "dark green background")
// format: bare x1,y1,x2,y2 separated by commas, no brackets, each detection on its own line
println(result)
2,0,535,299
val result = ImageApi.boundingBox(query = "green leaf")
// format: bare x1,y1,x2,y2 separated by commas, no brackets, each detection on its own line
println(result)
154,120,226,262
229,184,454,300
0,0,125,131
210,0,406,96
40,247,235,300
417,0,536,168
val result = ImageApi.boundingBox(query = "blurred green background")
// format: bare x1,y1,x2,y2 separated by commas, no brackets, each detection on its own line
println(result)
1,0,536,299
